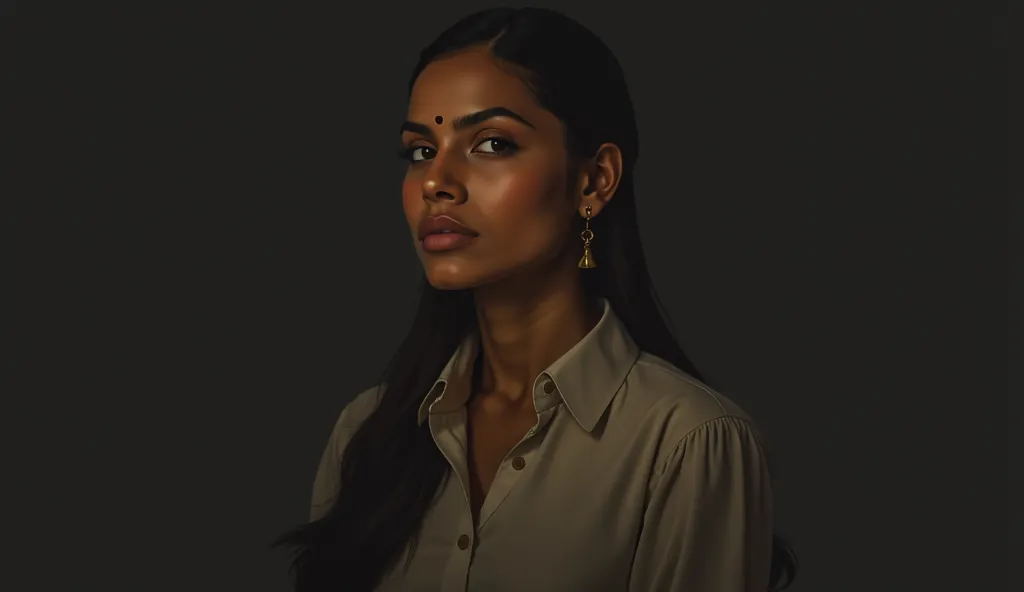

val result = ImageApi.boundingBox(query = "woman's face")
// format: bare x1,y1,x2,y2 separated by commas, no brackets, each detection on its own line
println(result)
400,47,580,290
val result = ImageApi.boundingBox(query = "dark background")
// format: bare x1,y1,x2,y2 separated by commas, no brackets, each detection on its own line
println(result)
20,1,1008,591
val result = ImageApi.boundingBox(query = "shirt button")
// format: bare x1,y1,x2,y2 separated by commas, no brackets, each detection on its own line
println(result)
543,381,556,394
457,534,470,550
512,456,526,470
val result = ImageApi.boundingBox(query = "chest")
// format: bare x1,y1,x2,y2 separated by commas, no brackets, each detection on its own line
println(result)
465,401,537,516
381,410,654,592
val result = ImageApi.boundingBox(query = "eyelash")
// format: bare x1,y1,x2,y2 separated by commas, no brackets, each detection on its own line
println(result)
396,137,519,163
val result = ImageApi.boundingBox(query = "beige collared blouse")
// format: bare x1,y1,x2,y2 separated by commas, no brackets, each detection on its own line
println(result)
311,300,774,591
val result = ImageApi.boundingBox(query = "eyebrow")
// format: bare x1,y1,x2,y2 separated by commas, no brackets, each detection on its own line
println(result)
399,106,535,138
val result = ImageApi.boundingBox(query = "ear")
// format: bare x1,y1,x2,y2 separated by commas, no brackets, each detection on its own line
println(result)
575,143,623,218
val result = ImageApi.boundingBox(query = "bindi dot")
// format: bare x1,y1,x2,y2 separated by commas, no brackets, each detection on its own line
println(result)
434,115,443,125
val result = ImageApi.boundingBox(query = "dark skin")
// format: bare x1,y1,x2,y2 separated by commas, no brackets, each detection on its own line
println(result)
400,46,624,524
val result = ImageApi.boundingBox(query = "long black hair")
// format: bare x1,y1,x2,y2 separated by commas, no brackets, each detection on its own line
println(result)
274,7,797,591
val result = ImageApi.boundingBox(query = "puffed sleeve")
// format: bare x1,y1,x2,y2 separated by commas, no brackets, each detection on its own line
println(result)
628,415,774,591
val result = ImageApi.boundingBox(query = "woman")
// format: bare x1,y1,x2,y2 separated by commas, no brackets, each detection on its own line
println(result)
275,7,798,591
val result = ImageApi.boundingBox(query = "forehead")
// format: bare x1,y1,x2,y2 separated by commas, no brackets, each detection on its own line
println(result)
408,48,541,120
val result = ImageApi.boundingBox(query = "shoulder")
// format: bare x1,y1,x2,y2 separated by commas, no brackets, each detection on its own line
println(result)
335,384,383,429
321,384,384,464
309,384,383,521
622,352,764,452
628,353,754,427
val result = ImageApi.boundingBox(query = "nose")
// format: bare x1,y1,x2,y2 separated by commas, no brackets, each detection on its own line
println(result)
421,153,468,205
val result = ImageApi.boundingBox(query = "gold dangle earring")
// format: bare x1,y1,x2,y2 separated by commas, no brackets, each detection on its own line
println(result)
578,205,596,269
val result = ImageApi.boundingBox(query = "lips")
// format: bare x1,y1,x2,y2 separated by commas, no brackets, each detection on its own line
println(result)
417,215,479,241
418,215,479,253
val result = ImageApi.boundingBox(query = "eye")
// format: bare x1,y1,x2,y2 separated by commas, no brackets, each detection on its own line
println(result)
410,146,436,162
398,145,436,163
473,137,518,155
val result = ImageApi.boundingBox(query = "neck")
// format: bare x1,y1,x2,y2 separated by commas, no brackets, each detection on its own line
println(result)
471,255,600,406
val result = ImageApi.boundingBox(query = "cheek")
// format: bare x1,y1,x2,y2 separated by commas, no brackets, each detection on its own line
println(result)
477,167,568,239
401,174,422,229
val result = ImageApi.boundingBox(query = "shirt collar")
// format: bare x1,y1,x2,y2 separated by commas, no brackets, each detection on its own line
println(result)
416,299,640,432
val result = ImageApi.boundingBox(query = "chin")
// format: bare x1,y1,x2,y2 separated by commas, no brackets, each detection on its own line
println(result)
424,270,485,291
423,272,471,288
423,260,511,291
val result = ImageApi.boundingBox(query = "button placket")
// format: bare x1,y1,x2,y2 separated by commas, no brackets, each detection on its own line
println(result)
440,513,476,592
